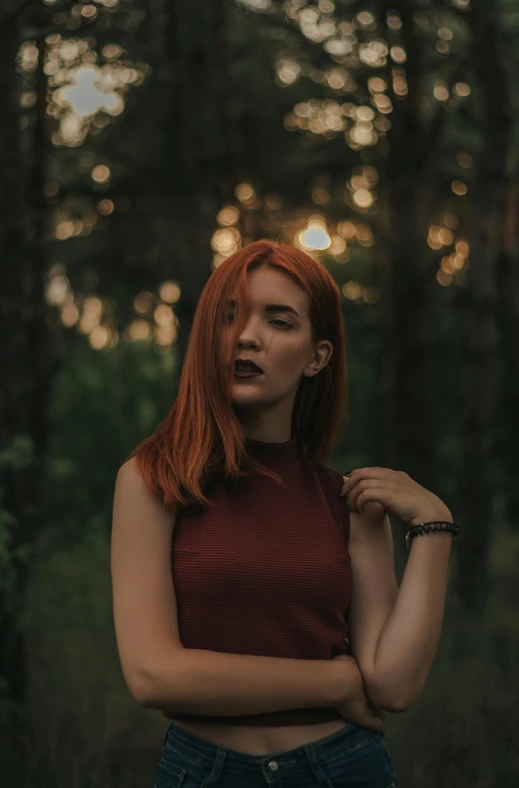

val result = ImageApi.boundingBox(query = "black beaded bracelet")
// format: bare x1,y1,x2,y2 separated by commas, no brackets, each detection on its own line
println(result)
405,521,460,551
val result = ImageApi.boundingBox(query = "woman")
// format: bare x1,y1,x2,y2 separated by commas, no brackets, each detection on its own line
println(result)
111,239,458,787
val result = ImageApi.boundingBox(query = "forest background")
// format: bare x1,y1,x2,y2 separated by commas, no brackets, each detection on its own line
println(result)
1,0,518,786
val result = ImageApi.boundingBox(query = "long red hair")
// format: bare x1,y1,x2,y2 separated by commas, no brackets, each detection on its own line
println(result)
127,239,349,513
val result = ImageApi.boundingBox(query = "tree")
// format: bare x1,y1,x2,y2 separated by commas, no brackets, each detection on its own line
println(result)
0,0,57,770
455,0,513,610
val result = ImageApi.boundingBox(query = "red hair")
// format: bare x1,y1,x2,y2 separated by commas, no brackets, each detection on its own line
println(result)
127,239,349,513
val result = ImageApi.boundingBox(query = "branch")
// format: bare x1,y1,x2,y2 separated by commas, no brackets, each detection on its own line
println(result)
19,23,137,50
14,1,88,32
428,0,472,19
418,57,469,172
6,0,76,26
1,0,33,23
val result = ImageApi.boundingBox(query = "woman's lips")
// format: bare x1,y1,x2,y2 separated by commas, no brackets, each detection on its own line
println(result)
234,369,263,378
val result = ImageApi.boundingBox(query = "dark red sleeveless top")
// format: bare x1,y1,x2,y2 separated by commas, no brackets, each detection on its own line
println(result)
164,433,352,726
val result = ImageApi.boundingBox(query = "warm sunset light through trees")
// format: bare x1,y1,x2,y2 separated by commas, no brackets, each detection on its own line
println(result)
1,1,518,786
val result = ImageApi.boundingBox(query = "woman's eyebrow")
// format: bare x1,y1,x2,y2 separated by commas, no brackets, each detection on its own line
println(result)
226,299,300,317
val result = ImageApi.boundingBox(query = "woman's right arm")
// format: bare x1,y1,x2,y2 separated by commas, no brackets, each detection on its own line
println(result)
111,459,381,723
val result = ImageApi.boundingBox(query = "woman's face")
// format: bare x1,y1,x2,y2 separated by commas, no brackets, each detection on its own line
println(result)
223,265,333,439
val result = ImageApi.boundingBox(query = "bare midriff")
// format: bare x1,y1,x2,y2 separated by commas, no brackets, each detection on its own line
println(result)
169,716,351,756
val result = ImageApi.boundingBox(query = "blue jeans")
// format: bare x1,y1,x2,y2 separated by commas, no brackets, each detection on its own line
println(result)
155,720,398,787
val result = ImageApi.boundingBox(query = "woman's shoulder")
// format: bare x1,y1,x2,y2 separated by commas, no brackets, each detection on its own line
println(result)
310,458,344,482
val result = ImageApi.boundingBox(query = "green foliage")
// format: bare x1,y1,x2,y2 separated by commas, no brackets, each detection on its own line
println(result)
2,0,518,784
17,514,519,787
0,436,35,732
22,523,157,788
0,434,34,470
41,337,177,546
0,435,34,618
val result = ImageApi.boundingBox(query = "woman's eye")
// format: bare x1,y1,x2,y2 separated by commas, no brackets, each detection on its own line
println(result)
225,314,291,329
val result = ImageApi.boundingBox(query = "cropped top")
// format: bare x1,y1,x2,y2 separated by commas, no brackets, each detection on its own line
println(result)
163,433,352,726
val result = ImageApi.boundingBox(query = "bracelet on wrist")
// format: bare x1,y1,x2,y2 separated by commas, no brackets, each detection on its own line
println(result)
405,520,460,551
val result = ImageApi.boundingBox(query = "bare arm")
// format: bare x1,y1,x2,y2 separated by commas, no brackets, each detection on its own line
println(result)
145,649,351,715
111,458,358,716
346,501,453,711
370,523,452,709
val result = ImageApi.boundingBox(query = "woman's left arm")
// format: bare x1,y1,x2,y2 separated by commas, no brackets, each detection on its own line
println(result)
342,467,454,712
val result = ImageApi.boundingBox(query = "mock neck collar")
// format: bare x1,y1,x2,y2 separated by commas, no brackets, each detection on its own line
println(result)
244,433,299,462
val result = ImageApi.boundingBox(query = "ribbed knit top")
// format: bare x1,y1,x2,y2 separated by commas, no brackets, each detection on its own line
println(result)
163,433,352,726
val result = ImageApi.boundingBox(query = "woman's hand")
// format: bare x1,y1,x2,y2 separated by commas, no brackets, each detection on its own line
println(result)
339,468,452,528
332,654,387,733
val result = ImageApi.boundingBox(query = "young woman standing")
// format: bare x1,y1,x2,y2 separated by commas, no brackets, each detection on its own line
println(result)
111,240,458,787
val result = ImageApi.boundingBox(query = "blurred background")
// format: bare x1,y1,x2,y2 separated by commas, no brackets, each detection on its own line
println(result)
1,0,518,786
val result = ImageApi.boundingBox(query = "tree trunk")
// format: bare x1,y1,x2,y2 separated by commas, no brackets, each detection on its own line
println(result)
495,160,519,532
374,1,444,570
455,0,513,610
158,0,231,399
0,0,56,777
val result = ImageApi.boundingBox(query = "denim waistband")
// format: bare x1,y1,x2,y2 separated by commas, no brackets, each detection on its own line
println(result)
163,718,387,779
